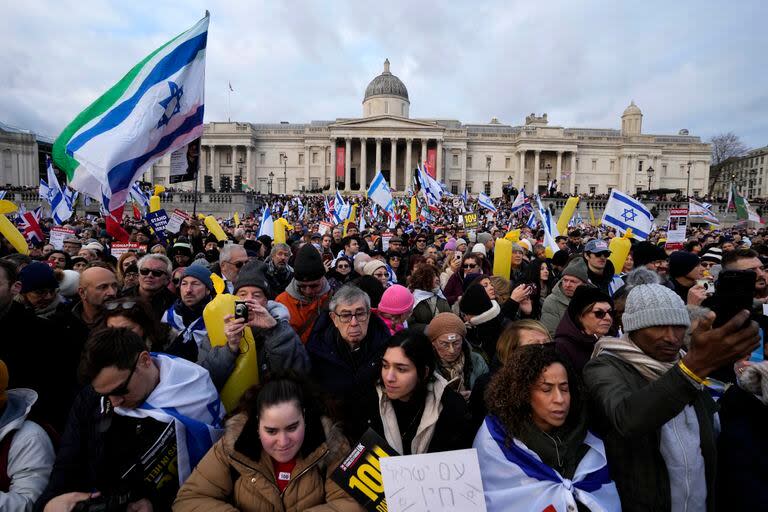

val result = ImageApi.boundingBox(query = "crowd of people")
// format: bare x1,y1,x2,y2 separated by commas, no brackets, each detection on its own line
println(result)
0,192,766,512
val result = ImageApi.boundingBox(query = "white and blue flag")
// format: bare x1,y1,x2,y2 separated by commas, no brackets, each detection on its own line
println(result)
333,190,351,223
367,170,395,214
535,195,560,254
46,157,74,225
602,190,653,240
257,206,274,239
526,211,538,229
130,182,150,214
511,186,529,214
478,192,497,212
417,163,441,207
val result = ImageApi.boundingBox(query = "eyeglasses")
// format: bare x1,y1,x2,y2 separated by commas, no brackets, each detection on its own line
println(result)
336,264,350,270
436,336,463,350
700,262,715,268
333,310,370,323
373,271,389,278
228,260,247,269
103,355,140,397
591,309,613,319
104,300,138,311
463,263,478,269
139,268,167,278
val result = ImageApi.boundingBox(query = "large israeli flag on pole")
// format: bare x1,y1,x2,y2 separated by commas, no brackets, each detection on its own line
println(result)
367,170,395,214
478,192,498,212
257,207,274,239
52,14,209,210
601,190,653,240
535,195,560,254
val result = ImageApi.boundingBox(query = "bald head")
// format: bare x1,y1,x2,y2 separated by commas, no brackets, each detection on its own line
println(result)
79,266,119,309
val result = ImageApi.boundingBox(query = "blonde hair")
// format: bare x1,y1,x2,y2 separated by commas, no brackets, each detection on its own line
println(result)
489,275,512,305
495,320,551,364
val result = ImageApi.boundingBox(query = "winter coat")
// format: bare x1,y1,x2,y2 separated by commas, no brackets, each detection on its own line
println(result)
264,260,294,299
408,290,451,332
553,312,600,374
464,302,505,363
540,282,570,336
716,385,768,510
583,354,718,512
346,376,472,456
276,279,332,344
173,413,362,512
442,271,466,306
0,389,55,512
121,285,177,321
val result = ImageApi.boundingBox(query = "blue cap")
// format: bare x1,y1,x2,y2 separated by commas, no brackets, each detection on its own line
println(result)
585,239,610,254
181,263,214,293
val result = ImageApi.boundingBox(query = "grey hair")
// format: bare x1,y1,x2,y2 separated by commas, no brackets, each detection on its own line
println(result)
270,243,292,258
329,284,371,313
219,243,246,264
137,254,172,275
623,267,663,288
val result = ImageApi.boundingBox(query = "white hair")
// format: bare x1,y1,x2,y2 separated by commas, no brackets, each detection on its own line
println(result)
137,254,172,275
219,243,247,265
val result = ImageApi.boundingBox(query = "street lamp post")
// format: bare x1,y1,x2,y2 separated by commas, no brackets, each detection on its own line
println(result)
486,157,491,195
545,163,552,195
647,166,655,192
686,161,692,198
280,154,287,194
268,172,274,195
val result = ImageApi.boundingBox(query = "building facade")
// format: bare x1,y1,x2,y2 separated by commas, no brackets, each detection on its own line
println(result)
709,145,768,200
0,121,53,188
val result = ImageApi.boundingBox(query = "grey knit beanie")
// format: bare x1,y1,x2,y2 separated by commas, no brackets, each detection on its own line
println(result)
623,283,690,332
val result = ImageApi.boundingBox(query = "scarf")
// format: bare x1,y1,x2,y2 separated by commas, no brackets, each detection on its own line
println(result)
592,334,681,382
114,353,225,484
33,294,62,319
412,288,446,309
162,300,208,348
516,407,589,480
438,352,466,394
267,258,294,279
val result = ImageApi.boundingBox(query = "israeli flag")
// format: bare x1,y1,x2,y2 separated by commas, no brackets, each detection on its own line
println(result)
282,201,289,218
130,182,150,213
334,190,351,222
257,206,274,239
511,187,527,214
47,157,74,225
417,163,441,206
526,211,538,229
367,170,395,214
478,192,497,212
39,179,50,202
535,195,560,254
602,189,653,240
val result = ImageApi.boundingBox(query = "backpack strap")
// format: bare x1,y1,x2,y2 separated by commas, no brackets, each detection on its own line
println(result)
0,430,19,492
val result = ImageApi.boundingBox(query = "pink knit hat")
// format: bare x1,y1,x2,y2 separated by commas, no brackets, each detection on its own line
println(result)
377,284,415,315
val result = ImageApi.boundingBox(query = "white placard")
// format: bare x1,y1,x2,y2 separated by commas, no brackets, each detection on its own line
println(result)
317,221,334,236
165,208,190,234
170,144,189,177
380,449,486,512
49,226,75,250
381,232,393,252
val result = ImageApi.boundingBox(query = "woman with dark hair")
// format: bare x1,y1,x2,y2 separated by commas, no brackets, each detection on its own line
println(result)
174,372,361,511
474,344,620,511
326,255,357,293
554,286,614,373
346,330,471,455
408,264,450,331
525,257,554,306
47,249,70,270
443,253,485,305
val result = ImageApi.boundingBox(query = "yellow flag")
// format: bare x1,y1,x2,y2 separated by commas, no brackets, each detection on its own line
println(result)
589,206,597,227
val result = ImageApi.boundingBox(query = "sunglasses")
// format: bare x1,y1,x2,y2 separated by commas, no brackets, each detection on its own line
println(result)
228,260,247,269
591,252,611,258
103,355,140,397
139,268,167,278
104,300,138,311
591,309,613,319
336,264,350,270
172,277,181,285
700,261,715,268
463,263,478,269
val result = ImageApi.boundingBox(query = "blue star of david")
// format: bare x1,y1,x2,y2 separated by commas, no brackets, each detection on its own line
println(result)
621,207,637,222
157,81,184,128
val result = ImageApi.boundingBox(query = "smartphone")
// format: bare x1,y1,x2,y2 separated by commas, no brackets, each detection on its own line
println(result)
711,270,755,328
234,301,249,322
454,252,462,261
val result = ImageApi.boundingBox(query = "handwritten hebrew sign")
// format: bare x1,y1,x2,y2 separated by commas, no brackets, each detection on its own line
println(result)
381,448,486,512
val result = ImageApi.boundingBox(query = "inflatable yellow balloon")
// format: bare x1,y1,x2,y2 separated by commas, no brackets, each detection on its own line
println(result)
608,229,633,272
149,195,161,213
504,229,520,242
0,213,29,255
343,205,358,237
545,246,554,259
204,215,228,241
154,185,166,196
0,200,18,215
493,238,512,279
233,212,241,227
203,294,259,412
557,197,580,234
274,217,293,244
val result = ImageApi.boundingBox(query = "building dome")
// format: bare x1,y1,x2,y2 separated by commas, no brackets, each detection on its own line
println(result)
364,59,409,102
622,100,642,116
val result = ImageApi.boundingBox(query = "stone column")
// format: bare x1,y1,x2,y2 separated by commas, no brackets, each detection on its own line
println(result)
570,153,577,195
627,154,635,194
518,150,526,190
390,137,398,191
246,146,253,189
533,150,541,194
212,145,220,188
405,139,413,187
360,138,368,192
375,138,382,178
231,146,237,184
460,148,467,192
344,138,351,192
436,140,444,183
304,145,311,191
556,151,563,189
326,142,333,192
421,139,427,167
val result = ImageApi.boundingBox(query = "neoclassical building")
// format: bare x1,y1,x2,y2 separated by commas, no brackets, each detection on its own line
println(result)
0,121,53,188
147,59,712,197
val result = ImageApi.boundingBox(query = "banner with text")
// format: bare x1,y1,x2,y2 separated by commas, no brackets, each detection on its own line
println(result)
665,208,688,251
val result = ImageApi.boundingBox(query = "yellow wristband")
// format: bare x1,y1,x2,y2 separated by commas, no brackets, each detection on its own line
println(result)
678,361,705,385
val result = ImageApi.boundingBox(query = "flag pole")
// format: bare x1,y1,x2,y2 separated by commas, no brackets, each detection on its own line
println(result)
192,166,199,217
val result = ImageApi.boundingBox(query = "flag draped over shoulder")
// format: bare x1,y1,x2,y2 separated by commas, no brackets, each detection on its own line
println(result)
52,14,209,209
601,189,653,240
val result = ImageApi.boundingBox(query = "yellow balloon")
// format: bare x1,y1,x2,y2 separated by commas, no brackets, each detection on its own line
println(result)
608,230,633,272
0,200,18,215
274,217,293,244
545,246,554,259
557,197,580,235
154,185,166,196
204,216,227,241
493,238,512,279
343,205,358,237
149,195,161,213
0,214,29,255
504,229,520,242
203,294,259,412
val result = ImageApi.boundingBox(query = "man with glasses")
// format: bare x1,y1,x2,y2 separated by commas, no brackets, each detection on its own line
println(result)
217,243,249,294
37,328,224,512
276,244,333,344
122,254,176,319
307,284,389,403
582,238,623,297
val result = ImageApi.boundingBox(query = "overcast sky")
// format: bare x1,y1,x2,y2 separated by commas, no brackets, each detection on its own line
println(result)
2,0,766,150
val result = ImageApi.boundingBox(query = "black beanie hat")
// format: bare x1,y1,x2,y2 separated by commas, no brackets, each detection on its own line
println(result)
669,251,701,278
567,285,613,324
354,275,385,308
293,244,326,282
234,260,271,295
460,283,493,316
632,241,668,268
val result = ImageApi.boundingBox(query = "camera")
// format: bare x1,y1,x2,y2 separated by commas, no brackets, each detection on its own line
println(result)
73,491,135,512
696,279,714,294
234,301,249,321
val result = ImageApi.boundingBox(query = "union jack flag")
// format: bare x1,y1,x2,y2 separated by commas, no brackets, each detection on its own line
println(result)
18,207,44,244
